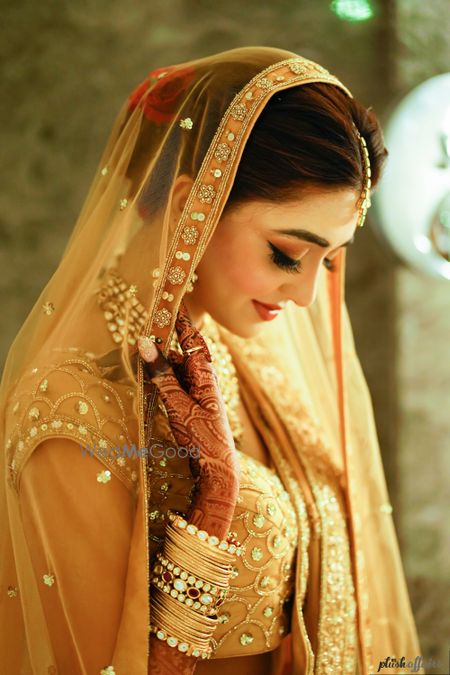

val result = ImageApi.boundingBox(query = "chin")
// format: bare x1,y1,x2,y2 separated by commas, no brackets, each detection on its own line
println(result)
208,311,267,340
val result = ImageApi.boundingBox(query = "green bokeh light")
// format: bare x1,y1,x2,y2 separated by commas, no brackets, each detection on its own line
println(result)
330,0,375,22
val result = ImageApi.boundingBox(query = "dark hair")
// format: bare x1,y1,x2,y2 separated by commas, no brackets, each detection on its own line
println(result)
133,80,387,218
225,82,388,211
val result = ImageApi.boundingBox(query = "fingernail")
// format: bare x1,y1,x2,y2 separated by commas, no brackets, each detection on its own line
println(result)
138,336,158,362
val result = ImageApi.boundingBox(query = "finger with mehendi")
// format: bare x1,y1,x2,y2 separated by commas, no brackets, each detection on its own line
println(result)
176,302,212,362
137,336,172,377
173,303,224,409
137,336,201,443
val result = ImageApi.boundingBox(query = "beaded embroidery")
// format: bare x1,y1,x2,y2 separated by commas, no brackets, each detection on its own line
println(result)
210,451,303,657
95,269,147,346
224,330,362,673
6,349,140,494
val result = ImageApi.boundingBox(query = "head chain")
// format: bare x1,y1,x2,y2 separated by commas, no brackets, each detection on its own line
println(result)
352,123,372,227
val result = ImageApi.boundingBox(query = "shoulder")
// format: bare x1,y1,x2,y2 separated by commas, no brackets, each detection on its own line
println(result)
4,347,140,495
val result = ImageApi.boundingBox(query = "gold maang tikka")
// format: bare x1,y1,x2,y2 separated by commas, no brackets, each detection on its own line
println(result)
353,123,372,228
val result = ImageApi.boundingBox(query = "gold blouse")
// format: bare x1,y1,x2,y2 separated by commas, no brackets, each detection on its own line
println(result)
148,405,358,669
211,450,300,657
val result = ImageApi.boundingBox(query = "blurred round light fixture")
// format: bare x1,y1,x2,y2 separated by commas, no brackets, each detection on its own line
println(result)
373,73,450,280
330,0,375,22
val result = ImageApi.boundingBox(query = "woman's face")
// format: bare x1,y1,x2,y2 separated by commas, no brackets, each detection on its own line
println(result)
184,189,360,338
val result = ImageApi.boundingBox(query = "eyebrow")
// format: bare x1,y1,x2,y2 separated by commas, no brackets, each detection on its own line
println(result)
272,228,355,249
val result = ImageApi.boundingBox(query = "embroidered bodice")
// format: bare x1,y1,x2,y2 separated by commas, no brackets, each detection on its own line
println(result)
211,451,301,656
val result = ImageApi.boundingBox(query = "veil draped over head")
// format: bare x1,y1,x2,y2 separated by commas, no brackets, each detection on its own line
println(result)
0,47,423,674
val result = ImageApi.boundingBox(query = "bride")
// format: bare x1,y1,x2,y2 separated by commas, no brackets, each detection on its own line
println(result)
0,47,423,674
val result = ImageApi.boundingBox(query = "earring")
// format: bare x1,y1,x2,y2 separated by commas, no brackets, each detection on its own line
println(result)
185,271,198,294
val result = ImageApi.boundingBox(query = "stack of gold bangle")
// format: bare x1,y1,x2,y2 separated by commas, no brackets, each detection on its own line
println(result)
152,550,228,616
149,512,243,659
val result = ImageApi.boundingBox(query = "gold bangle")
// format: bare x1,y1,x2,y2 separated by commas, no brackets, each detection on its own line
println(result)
151,551,229,615
165,520,240,575
167,512,243,556
163,535,234,582
152,592,215,641
149,624,211,659
154,550,229,587
150,589,217,658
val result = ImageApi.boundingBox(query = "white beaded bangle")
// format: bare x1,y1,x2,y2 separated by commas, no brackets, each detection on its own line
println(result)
149,624,212,659
167,512,243,556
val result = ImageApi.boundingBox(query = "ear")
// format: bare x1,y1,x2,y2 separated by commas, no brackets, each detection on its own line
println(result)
169,174,194,222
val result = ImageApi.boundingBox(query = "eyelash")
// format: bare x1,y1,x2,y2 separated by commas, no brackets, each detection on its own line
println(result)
268,243,336,273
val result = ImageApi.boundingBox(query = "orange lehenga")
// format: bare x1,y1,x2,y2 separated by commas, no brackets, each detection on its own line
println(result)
1,46,424,674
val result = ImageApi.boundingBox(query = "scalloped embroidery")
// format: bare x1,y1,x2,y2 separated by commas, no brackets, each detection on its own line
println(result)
6,349,140,494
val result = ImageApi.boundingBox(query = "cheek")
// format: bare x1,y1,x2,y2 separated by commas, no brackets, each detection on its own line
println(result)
202,232,276,297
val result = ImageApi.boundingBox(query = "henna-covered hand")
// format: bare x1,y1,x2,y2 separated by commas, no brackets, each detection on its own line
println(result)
149,636,198,675
138,302,241,539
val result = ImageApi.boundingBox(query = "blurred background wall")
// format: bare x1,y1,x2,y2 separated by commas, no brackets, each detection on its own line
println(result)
1,0,448,668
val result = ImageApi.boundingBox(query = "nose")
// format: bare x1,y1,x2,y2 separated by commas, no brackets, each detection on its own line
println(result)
280,266,322,308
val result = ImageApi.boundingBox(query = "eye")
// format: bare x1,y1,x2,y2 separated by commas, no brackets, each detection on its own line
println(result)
269,243,337,274
323,257,337,272
268,243,302,274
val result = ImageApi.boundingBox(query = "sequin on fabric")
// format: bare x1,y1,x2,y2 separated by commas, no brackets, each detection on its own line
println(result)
198,184,216,204
168,266,186,285
181,225,199,246
42,302,55,316
230,103,247,121
231,332,361,673
7,586,18,598
312,479,358,673
214,143,231,163
6,349,139,495
42,574,55,587
210,451,302,657
154,308,172,328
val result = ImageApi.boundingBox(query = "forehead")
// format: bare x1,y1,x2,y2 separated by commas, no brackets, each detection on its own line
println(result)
237,189,360,240
267,189,358,220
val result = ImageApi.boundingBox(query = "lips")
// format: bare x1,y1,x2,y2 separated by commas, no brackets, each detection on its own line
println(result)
252,299,285,321
256,300,285,311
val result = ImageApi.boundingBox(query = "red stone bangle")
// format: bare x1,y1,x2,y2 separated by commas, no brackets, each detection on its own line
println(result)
151,551,229,616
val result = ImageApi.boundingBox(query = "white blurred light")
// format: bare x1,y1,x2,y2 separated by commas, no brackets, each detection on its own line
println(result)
372,73,450,280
